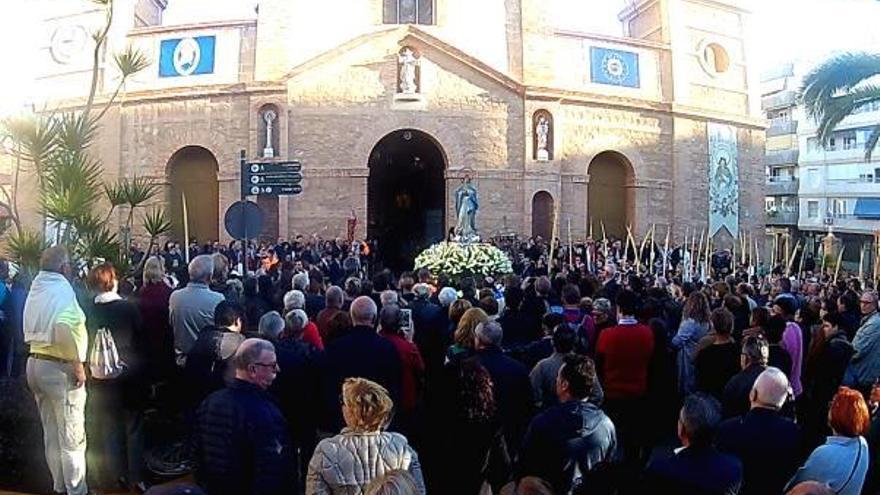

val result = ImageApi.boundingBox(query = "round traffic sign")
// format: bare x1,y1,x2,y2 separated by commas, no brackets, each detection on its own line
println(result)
224,200,264,240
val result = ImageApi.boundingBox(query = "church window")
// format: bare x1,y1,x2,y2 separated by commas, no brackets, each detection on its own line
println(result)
384,0,434,25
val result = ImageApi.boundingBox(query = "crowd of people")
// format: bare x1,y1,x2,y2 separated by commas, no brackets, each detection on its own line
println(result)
3,233,880,495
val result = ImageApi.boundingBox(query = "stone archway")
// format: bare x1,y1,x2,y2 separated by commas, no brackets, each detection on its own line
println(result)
166,146,219,243
531,191,553,240
588,151,634,240
368,129,446,272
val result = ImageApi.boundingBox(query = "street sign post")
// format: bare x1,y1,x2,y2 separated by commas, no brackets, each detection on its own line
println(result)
238,149,304,273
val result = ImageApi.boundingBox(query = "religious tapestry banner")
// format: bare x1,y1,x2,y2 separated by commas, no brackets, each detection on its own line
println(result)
707,122,739,238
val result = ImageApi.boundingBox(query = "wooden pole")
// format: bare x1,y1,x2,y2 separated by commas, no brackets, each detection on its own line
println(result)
662,225,670,277
551,199,560,266
182,191,190,266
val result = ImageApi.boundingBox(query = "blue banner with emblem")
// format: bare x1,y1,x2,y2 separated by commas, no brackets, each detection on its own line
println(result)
159,36,215,77
590,47,640,88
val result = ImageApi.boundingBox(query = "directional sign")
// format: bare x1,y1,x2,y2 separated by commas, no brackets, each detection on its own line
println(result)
241,159,304,196
247,184,303,195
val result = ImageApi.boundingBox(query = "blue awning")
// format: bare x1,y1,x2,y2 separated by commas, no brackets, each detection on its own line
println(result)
853,198,880,219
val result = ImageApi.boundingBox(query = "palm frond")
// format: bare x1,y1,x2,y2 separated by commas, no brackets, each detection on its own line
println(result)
813,85,880,146
114,45,150,79
801,52,880,121
54,112,99,154
143,207,172,239
122,176,160,208
2,114,58,173
104,182,128,208
78,226,121,269
5,230,48,274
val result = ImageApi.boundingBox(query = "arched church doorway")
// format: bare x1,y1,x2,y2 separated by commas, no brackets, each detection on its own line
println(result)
588,151,633,240
531,191,554,241
166,146,219,243
368,129,446,272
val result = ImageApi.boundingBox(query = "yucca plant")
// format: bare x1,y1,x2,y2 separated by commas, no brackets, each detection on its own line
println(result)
801,52,880,160
5,230,49,275
136,207,171,271
1,0,149,274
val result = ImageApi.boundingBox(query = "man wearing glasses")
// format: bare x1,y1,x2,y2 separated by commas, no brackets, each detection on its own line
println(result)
194,338,297,494
848,291,880,393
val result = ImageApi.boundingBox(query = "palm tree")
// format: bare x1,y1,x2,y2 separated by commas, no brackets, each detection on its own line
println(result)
800,52,880,160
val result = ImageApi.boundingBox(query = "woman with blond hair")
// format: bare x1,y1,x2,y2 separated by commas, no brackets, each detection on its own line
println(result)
137,256,175,382
307,378,425,495
445,307,489,364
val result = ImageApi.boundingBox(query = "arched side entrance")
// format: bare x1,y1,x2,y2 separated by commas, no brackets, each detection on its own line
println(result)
166,146,220,243
368,129,446,272
531,191,554,241
588,151,634,240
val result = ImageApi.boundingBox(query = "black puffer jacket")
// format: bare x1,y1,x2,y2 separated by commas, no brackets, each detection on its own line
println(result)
195,379,298,495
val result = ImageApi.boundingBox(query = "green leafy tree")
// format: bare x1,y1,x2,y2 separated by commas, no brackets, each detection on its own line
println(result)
0,0,150,273
801,52,880,160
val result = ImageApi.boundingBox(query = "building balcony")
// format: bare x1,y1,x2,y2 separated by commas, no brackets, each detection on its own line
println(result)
766,149,800,167
762,91,797,111
766,176,799,195
760,63,794,83
767,119,798,137
766,210,799,226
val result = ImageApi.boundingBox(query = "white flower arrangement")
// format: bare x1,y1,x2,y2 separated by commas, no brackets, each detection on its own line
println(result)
415,242,513,282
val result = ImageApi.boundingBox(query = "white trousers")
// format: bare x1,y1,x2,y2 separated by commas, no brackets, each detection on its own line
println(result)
26,357,88,495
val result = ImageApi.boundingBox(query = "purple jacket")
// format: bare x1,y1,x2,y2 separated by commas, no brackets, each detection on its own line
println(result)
781,321,803,396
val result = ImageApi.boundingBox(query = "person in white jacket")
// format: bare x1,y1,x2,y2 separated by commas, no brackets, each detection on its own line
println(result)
307,378,425,495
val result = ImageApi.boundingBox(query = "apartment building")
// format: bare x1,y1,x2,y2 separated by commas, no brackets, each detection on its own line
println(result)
761,62,880,271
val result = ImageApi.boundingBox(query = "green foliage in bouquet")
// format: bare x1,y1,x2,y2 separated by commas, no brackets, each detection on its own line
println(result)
415,242,513,283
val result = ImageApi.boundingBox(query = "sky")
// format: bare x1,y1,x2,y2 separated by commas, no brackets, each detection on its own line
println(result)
1,0,879,116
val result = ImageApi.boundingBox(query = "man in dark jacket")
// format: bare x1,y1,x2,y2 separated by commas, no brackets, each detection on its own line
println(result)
643,394,742,495
409,283,448,395
318,296,402,431
474,321,533,458
722,336,769,418
185,301,246,407
265,310,322,484
195,338,297,495
715,367,801,495
518,354,616,494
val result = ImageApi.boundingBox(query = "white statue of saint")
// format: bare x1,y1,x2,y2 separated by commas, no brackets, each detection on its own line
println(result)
263,110,277,158
399,48,418,94
536,115,550,161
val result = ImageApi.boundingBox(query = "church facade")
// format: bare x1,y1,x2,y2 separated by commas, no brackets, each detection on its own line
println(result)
32,0,766,263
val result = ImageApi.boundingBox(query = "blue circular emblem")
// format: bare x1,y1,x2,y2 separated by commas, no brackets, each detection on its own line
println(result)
602,53,629,83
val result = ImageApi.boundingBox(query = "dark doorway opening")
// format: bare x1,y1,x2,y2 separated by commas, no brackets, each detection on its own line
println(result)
532,191,554,241
588,151,633,240
368,129,446,272
167,146,220,243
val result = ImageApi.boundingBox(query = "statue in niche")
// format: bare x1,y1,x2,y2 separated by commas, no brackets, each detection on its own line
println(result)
262,109,277,158
398,48,419,94
536,114,550,161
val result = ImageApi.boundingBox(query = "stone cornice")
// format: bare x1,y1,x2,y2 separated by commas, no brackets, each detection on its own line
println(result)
553,30,671,52
127,19,256,37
